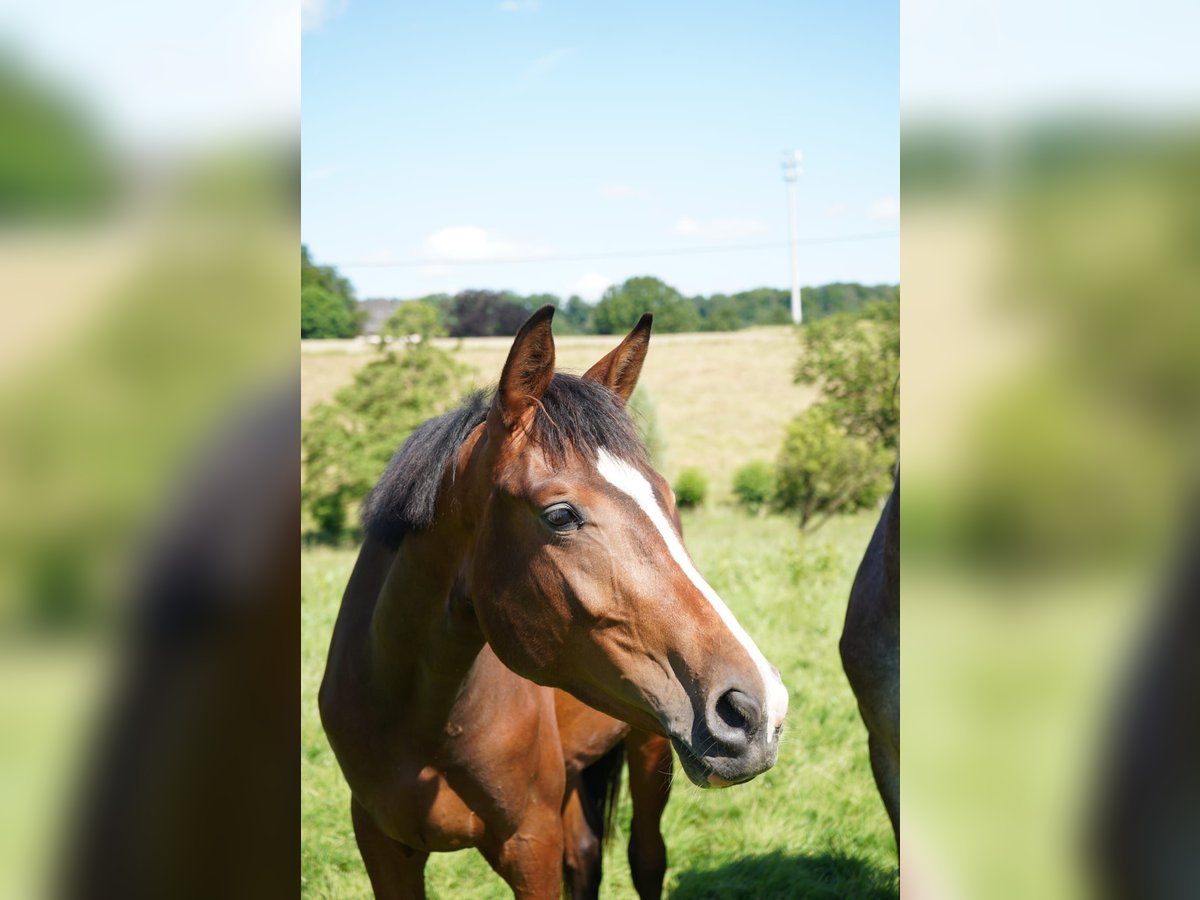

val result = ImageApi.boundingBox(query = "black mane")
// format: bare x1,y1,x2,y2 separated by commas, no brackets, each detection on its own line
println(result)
360,374,646,548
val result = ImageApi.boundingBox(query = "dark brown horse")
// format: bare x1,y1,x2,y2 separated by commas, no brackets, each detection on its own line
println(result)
320,307,788,899
840,470,900,847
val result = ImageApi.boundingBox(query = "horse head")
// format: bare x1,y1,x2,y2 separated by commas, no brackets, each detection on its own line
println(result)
463,306,788,787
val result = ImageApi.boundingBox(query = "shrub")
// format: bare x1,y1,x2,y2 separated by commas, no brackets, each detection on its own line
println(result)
775,404,892,531
381,300,446,344
794,299,899,449
673,468,708,510
301,344,476,542
732,460,776,514
628,386,667,469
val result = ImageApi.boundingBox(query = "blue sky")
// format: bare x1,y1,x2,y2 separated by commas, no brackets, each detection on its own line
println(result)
302,0,898,300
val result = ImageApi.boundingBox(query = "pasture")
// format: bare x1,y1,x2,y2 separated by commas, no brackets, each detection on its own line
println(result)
301,324,897,897
301,508,899,898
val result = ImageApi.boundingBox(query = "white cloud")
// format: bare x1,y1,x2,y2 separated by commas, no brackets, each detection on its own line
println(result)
499,0,541,12
824,202,849,218
302,0,348,32
418,226,551,263
672,216,769,241
867,196,900,220
566,272,613,302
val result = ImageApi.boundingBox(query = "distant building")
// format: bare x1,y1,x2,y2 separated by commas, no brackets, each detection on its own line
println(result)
359,298,402,335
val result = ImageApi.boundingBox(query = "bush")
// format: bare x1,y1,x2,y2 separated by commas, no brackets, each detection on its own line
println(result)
673,468,708,510
775,404,892,531
794,299,899,449
301,344,476,541
732,460,776,514
628,386,667,469
381,300,446,344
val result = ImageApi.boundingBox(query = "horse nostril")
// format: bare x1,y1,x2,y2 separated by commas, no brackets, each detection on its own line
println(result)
713,688,763,741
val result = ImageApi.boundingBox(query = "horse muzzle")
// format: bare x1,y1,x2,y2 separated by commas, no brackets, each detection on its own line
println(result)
670,680,784,788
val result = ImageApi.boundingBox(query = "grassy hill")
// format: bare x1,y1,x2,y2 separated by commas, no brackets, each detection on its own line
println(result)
302,327,817,500
301,325,898,897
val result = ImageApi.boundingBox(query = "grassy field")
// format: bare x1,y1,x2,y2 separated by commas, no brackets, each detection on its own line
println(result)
301,507,899,899
301,328,816,501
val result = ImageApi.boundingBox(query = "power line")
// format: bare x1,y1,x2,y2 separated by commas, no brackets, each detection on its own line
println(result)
331,230,898,269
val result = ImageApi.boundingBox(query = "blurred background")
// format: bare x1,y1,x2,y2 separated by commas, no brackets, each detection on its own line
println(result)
0,0,296,895
902,1,1200,897
5,0,1197,896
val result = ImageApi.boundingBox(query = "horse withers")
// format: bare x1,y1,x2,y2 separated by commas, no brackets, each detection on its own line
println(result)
319,307,788,899
840,470,900,847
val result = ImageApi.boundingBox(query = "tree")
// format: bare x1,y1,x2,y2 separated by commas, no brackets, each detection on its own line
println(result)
302,244,356,302
592,277,699,334
794,299,900,449
560,295,594,334
301,285,358,338
381,300,446,344
0,59,117,219
775,405,892,531
702,296,742,332
302,343,476,540
801,283,899,320
447,290,530,337
301,245,362,336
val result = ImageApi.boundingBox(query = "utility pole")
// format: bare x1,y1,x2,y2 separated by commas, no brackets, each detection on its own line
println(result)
781,149,803,324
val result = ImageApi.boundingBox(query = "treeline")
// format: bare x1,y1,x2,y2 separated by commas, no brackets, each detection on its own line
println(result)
375,279,899,339
302,297,900,542
300,247,898,338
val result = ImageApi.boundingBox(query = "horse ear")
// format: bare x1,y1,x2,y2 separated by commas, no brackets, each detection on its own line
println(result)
493,305,557,430
583,313,652,404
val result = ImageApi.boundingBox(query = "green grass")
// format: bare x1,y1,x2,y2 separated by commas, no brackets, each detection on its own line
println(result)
301,507,898,898
0,643,108,898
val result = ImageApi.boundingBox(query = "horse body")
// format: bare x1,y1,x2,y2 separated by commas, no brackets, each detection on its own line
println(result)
321,308,787,898
840,473,900,846
321,525,568,868
322,467,662,897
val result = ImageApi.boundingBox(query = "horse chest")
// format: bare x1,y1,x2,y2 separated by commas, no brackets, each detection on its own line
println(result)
375,717,554,853
390,764,489,852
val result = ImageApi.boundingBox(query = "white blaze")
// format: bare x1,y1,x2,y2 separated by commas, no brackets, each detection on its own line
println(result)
595,449,788,737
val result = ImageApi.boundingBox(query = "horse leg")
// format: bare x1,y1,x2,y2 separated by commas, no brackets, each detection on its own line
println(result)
561,775,603,899
350,796,429,900
479,805,565,900
625,730,672,900
868,732,900,848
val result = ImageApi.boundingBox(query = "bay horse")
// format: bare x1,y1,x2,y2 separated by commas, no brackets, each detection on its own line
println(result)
319,306,789,898
840,469,900,847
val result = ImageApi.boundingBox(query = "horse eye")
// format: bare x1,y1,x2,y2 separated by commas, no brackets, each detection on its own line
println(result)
543,504,582,531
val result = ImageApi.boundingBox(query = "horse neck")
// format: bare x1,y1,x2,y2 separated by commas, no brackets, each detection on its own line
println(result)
367,427,491,723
